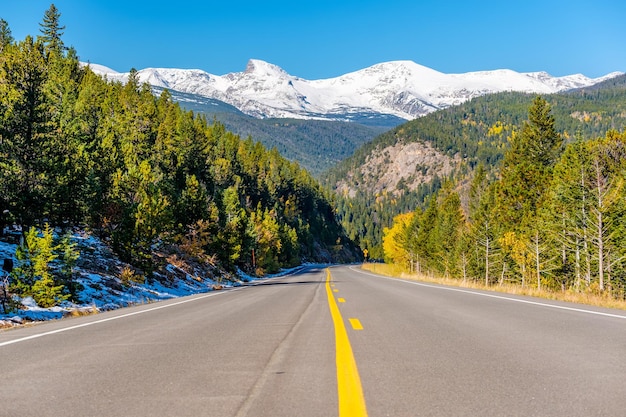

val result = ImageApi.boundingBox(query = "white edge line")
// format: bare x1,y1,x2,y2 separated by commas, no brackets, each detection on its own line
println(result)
0,268,307,348
0,288,241,348
350,266,626,320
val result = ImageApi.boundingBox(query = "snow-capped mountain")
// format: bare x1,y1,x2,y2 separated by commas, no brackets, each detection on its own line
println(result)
88,60,623,121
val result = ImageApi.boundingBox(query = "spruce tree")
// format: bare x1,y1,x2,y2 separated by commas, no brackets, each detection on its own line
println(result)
39,3,66,53
0,18,13,52
435,183,465,277
0,36,51,226
496,96,563,233
30,224,68,307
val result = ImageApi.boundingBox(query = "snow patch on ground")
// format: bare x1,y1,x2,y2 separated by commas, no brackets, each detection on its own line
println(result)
0,230,306,329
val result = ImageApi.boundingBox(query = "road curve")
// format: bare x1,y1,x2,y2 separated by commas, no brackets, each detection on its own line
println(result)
1,265,625,417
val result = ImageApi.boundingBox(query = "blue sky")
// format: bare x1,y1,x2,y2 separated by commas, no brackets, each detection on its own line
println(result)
2,0,625,79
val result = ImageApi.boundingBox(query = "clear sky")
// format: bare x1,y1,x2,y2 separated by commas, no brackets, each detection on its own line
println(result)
2,0,625,79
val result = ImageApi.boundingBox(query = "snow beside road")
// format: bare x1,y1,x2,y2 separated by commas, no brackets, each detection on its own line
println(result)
0,230,301,328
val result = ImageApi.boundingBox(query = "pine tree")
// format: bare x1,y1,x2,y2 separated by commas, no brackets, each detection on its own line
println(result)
0,18,13,52
435,183,465,277
56,229,81,299
414,194,439,275
219,185,246,268
545,136,591,290
44,46,88,224
39,3,66,53
0,36,51,226
545,131,626,293
251,207,282,275
585,132,626,291
468,181,500,285
496,96,563,233
10,225,69,307
30,224,68,307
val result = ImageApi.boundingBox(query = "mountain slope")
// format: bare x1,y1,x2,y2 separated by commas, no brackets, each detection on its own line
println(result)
88,60,621,122
325,73,626,194
323,74,626,257
158,87,389,177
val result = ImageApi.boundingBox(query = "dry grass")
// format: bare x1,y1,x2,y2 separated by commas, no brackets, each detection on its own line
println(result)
119,265,145,287
361,263,626,311
63,304,99,318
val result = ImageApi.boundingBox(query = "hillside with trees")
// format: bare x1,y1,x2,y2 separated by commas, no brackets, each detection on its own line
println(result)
190,110,390,177
381,97,626,298
323,77,626,259
0,6,359,307
165,88,399,177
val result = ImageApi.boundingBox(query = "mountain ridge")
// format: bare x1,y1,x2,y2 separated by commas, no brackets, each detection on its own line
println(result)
87,60,622,122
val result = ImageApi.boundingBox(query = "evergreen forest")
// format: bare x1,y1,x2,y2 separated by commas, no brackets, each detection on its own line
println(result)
324,77,626,264
377,97,626,299
0,7,358,306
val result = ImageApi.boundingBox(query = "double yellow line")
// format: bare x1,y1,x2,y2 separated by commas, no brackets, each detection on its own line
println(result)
325,269,368,417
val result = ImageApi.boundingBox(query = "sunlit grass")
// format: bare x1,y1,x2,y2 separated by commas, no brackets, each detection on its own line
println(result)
361,262,626,311
62,304,99,318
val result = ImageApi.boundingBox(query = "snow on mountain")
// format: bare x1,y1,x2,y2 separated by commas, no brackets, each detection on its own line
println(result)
85,60,623,121
85,63,120,76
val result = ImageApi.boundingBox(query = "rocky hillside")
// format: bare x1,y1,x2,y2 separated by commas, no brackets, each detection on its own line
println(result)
336,140,462,198
325,74,626,257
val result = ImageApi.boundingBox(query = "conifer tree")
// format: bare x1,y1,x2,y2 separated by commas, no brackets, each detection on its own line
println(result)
585,132,626,291
435,183,465,277
39,3,66,53
10,225,69,307
545,136,591,290
219,185,246,267
57,229,81,299
30,224,69,307
496,96,562,232
494,97,562,283
468,181,500,285
414,194,439,274
0,36,51,226
0,18,13,52
251,207,282,274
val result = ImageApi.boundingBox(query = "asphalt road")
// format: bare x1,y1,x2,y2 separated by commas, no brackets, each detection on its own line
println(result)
1,265,625,417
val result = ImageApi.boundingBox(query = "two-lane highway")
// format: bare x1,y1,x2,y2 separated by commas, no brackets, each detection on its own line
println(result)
1,265,625,416
0,268,337,417
333,266,626,417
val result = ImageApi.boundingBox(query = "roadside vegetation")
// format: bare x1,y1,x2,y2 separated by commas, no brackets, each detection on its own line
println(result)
0,5,358,310
361,263,626,311
376,97,626,303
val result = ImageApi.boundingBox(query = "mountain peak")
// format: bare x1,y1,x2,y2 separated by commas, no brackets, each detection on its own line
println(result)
369,60,445,75
244,59,289,78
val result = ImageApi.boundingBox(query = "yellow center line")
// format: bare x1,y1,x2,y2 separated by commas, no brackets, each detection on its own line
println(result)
338,298,346,303
349,318,363,330
325,269,368,417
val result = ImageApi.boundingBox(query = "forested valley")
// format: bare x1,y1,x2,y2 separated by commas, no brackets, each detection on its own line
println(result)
358,96,626,299
0,7,358,308
3,4,626,310
324,76,626,260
